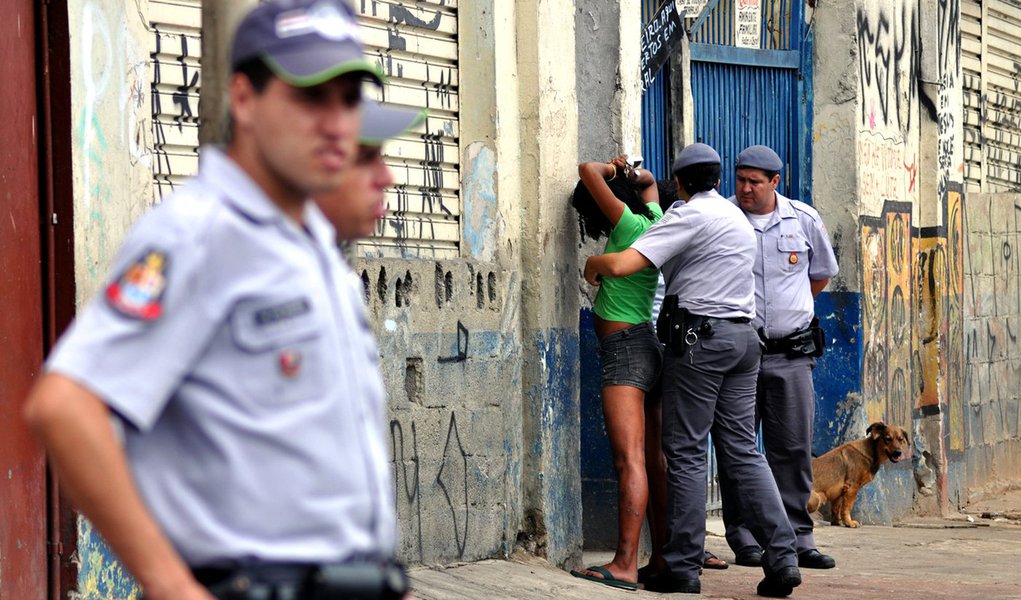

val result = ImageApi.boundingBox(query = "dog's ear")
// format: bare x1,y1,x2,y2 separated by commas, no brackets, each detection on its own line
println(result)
866,421,887,438
899,427,910,444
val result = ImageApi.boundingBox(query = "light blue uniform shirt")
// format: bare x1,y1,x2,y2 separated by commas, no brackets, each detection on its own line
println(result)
47,147,397,566
730,191,839,338
632,189,757,320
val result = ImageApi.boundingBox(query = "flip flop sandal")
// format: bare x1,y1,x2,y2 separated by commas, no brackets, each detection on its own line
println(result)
570,566,639,591
703,550,730,570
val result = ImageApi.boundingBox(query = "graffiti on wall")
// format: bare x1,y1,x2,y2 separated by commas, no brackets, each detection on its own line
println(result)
358,1,460,258
858,134,917,211
357,261,522,565
936,0,962,201
151,25,201,200
856,2,918,134
861,202,912,427
962,195,1021,449
859,189,965,446
390,412,469,562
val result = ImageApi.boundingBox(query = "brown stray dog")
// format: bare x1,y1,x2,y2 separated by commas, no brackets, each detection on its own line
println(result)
807,421,910,528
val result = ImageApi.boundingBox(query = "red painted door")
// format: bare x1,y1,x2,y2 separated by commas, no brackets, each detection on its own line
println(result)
0,1,48,597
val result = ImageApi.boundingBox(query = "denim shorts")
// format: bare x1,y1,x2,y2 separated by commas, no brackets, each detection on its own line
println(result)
598,322,663,391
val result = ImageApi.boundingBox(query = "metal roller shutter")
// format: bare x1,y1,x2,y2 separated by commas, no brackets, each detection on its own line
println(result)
150,0,203,203
961,0,1021,193
354,0,461,258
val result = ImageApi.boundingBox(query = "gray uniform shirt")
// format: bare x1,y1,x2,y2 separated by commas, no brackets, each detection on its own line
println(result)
47,147,397,566
729,191,839,338
632,189,756,320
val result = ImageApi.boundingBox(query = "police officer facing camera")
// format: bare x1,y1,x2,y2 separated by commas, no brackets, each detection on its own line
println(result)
584,143,803,598
23,2,410,599
719,145,840,572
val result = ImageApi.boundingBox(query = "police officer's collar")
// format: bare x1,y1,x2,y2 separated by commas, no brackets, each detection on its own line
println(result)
774,191,797,219
689,188,725,202
199,146,295,225
302,201,339,247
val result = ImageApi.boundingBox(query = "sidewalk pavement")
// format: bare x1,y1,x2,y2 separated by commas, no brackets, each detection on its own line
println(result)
409,490,1021,599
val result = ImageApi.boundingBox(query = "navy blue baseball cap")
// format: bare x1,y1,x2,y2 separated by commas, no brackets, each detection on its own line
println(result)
735,145,783,172
231,0,384,87
360,100,427,146
672,143,721,174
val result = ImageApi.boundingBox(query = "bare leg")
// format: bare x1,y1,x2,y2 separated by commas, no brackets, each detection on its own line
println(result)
577,384,648,584
643,382,668,575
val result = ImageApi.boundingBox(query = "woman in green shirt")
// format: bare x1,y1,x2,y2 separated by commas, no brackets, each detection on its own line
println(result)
570,155,663,591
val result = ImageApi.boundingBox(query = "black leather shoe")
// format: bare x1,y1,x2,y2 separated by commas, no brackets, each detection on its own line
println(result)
798,549,836,569
756,565,802,598
734,546,764,567
644,573,701,594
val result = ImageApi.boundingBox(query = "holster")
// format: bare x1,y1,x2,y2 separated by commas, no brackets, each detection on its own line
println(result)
760,317,825,358
656,294,691,355
809,316,826,357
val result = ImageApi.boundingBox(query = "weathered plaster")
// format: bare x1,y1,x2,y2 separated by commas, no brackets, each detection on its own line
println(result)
74,520,138,599
516,0,582,569
70,0,154,304
68,1,153,593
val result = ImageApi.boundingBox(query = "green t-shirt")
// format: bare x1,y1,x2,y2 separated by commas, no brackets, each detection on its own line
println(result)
593,202,663,323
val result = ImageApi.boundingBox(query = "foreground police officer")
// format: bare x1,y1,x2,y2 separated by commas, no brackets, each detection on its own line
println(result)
584,143,802,597
719,145,839,570
23,2,409,599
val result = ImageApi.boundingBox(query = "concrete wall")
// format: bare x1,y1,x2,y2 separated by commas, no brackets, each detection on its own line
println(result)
574,0,644,552
962,193,1021,497
813,0,1021,524
71,0,155,304
69,0,153,596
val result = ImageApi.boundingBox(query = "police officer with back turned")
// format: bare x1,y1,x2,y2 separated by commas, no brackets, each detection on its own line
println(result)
584,143,802,597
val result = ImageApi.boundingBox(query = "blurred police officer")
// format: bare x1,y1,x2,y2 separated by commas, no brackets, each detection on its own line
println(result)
719,145,839,571
23,2,410,599
316,99,425,241
584,144,802,597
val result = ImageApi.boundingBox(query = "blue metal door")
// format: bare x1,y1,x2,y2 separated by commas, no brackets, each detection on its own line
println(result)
688,0,813,200
641,1,673,180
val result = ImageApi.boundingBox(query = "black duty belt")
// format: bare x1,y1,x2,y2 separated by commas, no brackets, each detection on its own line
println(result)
689,313,751,325
758,321,824,358
191,559,408,600
760,336,795,354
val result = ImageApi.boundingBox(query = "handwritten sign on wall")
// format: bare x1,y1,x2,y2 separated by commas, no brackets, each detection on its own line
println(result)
676,0,711,17
640,1,685,91
735,0,762,48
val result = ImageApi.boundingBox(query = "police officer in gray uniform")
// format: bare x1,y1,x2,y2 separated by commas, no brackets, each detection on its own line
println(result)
584,143,802,597
23,2,411,599
719,145,840,571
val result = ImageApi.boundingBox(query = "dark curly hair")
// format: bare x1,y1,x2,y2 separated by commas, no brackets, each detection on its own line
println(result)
655,179,678,211
571,168,653,241
675,163,721,196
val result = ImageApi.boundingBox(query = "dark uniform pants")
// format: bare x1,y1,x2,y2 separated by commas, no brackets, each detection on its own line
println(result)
660,320,797,578
721,354,817,553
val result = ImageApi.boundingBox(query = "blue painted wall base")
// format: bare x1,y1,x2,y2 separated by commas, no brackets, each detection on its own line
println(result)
578,308,618,550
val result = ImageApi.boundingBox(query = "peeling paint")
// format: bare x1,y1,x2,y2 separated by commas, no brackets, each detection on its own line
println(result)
77,518,139,600
462,143,499,262
524,327,582,567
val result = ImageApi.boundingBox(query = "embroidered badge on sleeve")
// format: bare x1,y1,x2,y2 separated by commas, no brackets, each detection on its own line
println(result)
105,250,169,320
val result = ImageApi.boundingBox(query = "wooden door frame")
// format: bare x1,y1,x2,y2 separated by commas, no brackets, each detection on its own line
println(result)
37,1,78,598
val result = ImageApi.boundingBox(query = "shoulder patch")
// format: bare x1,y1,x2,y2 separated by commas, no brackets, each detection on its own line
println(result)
105,250,169,320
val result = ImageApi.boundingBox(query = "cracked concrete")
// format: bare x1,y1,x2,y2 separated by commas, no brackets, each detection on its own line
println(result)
410,489,1021,599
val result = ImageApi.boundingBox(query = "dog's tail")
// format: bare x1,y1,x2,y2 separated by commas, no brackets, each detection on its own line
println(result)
807,491,825,513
